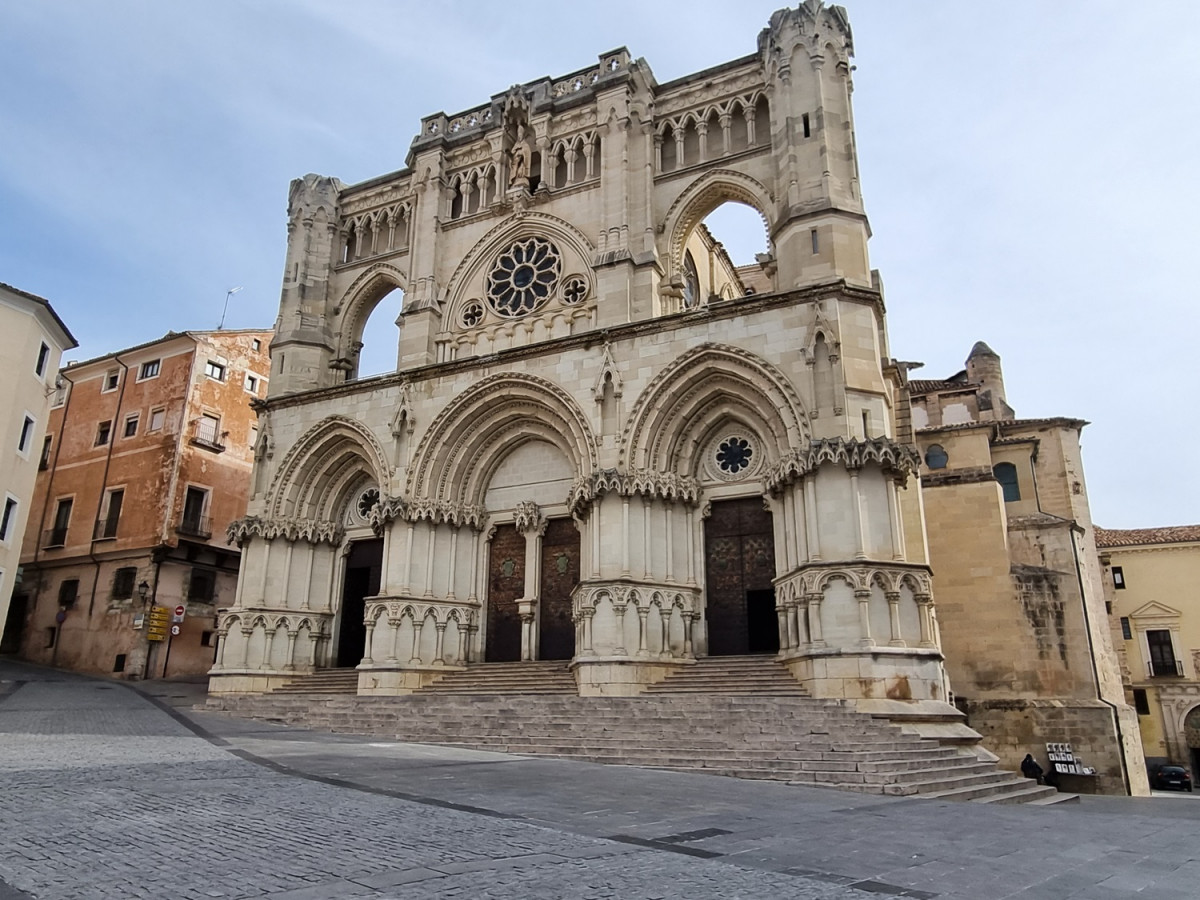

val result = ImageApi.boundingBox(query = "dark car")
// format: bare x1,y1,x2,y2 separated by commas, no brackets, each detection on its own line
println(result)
1152,765,1193,792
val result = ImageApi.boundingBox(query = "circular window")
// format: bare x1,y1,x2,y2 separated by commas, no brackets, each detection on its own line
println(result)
486,237,562,317
461,299,484,328
716,436,754,475
562,275,588,305
924,444,948,470
357,488,380,518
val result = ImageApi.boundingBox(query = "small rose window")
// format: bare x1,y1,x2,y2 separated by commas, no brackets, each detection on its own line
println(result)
716,437,753,474
461,299,484,328
486,237,562,317
357,488,380,518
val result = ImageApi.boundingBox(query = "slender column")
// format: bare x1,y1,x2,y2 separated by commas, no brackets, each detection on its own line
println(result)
696,121,709,162
591,504,601,578
401,523,415,595
232,547,249,609
654,134,663,173
238,628,253,667
467,529,481,603
361,619,376,664
281,541,295,608
665,509,674,582
798,599,811,645
793,486,809,564
777,606,790,651
307,632,319,668
719,114,731,155
258,540,272,603
674,133,684,167
682,612,694,658
685,505,697,585
780,492,795,572
581,607,594,654
849,470,867,560
658,607,671,659
284,630,298,670
856,588,875,647
641,498,651,579
454,623,469,664
787,603,801,649
803,478,821,560
215,629,229,668
301,544,316,611
886,591,905,646
806,593,825,646
744,107,756,146
621,497,631,577
423,524,436,598
887,482,906,561
409,617,424,664
388,612,403,662
916,594,935,647
434,622,447,665
613,598,628,656
636,606,649,657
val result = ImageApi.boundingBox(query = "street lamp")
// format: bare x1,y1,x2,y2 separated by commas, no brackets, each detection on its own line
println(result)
218,286,244,330
137,580,150,604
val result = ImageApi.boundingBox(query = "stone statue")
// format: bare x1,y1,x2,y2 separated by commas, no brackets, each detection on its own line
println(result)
509,125,532,190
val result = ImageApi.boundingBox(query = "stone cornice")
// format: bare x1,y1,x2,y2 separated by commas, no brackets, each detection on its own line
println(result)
226,516,344,547
919,466,995,488
765,437,920,493
568,469,701,515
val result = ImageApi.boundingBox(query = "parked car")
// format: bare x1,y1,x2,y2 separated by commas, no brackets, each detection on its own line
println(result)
1152,765,1193,792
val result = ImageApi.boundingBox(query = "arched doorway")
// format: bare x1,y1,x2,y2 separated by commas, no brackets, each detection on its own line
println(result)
1184,706,1200,773
336,538,382,667
538,518,579,661
703,497,778,655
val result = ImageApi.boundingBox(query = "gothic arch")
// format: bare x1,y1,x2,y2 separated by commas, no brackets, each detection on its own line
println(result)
407,372,598,506
621,343,809,472
661,169,774,282
334,262,409,362
267,416,390,520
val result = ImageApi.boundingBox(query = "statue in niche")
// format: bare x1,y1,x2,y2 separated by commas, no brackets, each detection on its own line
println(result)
509,124,533,191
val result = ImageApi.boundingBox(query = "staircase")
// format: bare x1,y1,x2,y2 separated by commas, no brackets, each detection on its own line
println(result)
214,657,1069,804
645,654,809,696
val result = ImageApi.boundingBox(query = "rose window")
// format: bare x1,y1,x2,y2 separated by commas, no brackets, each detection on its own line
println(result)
486,237,562,317
461,299,484,328
562,275,588,306
357,488,380,518
715,437,753,474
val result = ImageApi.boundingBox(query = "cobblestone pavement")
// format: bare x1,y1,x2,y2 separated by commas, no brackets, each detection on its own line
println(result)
7,663,1200,899
0,663,877,900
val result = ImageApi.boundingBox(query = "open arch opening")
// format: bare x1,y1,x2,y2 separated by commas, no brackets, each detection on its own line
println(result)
355,286,405,379
697,201,772,298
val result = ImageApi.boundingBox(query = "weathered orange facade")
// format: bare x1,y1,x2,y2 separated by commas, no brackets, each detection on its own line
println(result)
12,329,271,678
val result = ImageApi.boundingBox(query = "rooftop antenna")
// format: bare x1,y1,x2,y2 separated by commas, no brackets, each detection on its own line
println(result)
218,286,244,330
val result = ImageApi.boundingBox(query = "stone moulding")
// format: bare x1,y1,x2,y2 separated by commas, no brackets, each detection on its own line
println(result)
567,469,701,515
226,515,345,547
765,436,920,493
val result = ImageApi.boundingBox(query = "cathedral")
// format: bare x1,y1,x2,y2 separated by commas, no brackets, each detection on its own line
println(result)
209,2,1137,791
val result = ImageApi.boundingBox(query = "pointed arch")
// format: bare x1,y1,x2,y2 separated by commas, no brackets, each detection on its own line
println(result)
407,372,598,506
267,415,390,520
661,169,774,284
621,343,809,472
334,262,409,362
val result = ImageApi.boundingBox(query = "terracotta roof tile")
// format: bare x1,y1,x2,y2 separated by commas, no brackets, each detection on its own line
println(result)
908,379,970,394
1095,525,1200,548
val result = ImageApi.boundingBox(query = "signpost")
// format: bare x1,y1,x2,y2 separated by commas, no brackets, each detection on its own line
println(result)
146,606,169,643
162,605,186,677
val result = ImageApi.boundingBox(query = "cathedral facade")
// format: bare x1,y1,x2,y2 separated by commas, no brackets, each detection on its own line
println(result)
211,4,951,721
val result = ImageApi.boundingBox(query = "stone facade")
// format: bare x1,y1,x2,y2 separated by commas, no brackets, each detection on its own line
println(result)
212,3,958,726
911,343,1148,795
1098,525,1200,776
0,283,77,652
12,330,272,678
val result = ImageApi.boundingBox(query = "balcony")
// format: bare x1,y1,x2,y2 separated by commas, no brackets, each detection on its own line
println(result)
177,516,213,540
188,418,226,453
1148,659,1184,678
93,519,119,541
43,527,68,548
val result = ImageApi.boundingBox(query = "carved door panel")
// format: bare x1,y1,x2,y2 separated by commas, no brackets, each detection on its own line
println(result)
538,518,579,661
337,538,382,667
703,498,777,655
486,524,525,662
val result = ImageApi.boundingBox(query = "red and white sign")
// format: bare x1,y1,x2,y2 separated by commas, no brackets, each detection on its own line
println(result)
174,605,185,617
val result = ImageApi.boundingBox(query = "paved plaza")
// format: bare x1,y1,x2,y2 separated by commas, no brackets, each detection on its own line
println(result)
3,661,1200,899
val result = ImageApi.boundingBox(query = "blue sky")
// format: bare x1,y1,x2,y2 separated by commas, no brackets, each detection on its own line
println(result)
2,1,1197,528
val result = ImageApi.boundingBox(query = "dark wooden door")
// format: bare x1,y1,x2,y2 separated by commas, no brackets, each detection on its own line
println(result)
703,497,778,655
336,538,382,667
538,518,579,661
486,524,525,662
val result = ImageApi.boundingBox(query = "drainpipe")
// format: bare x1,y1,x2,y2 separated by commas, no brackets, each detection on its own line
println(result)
85,355,130,617
31,370,77,619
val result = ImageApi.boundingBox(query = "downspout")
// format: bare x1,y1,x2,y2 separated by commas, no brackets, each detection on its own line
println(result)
85,355,130,616
31,370,76,610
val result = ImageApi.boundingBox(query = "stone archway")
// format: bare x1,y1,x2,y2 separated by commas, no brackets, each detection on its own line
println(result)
703,497,778,656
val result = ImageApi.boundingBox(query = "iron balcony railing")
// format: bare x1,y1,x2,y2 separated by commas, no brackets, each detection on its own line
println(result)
177,516,213,540
93,519,119,541
188,418,226,452
43,527,68,548
1148,659,1184,678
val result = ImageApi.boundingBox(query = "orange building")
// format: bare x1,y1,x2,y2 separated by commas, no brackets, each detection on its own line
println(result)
10,329,271,678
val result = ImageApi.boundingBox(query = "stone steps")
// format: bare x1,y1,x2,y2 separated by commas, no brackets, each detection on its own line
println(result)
644,655,809,696
420,661,578,695
271,669,360,694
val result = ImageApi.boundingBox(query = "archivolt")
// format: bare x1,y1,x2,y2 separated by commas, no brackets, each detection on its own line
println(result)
267,415,390,520
407,373,597,506
661,169,773,281
621,343,809,472
333,262,409,360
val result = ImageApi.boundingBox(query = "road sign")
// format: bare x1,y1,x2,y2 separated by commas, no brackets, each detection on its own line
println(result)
174,605,185,617
170,624,181,636
147,606,170,641
54,611,66,624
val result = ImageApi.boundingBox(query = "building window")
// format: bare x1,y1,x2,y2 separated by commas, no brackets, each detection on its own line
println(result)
58,578,79,609
18,415,35,453
188,568,215,603
191,413,224,450
993,462,1021,502
138,359,161,380
1112,566,1125,589
252,339,262,352
112,567,137,600
1147,629,1180,677
36,342,50,377
179,486,210,538
148,408,165,432
45,627,57,649
204,360,226,381
0,496,17,542
682,251,700,310
102,369,120,392
95,421,112,446
48,498,71,546
1120,617,1132,640
123,414,139,438
39,435,52,470
244,373,259,395
810,228,819,254
924,444,948,470
1133,689,1150,716
96,489,123,540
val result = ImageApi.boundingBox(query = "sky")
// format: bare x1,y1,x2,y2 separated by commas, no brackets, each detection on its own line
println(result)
1,1,1197,529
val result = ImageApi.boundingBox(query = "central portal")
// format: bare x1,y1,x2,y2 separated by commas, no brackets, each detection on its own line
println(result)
336,538,382,667
538,518,579,660
703,497,778,655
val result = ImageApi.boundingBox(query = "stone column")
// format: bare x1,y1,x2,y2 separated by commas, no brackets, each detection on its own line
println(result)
916,593,936,648
803,478,821,560
886,481,905,561
409,616,424,664
434,622,447,665
515,501,545,661
849,469,867,560
886,591,905,647
806,592,825,647
361,619,376,665
855,588,874,647
284,630,298,670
